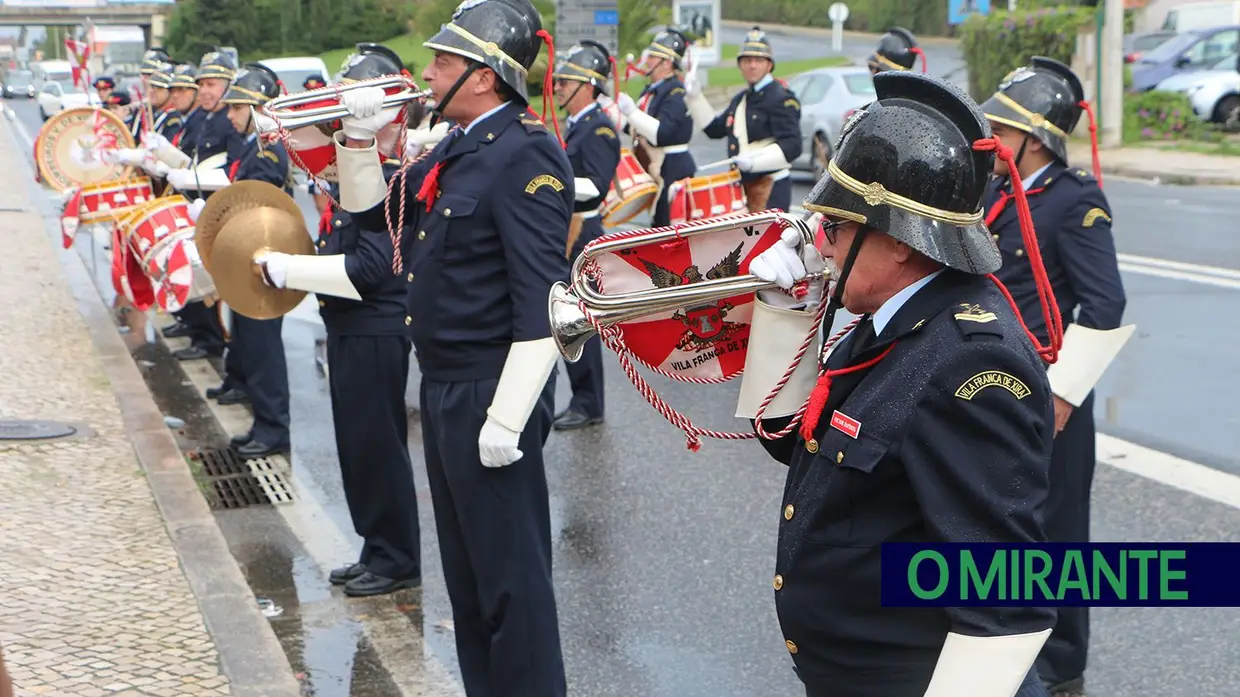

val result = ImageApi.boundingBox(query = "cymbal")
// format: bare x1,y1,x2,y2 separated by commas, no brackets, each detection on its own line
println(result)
194,181,304,275
35,107,136,191
210,206,315,319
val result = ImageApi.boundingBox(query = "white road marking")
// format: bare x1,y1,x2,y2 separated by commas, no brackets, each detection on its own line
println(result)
1098,434,1240,511
1117,253,1240,281
1119,262,1240,291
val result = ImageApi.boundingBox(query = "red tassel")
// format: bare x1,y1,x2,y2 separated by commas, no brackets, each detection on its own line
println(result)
798,344,897,442
277,79,287,96
317,202,333,236
910,47,928,74
417,161,443,212
1078,100,1103,188
973,136,1064,363
535,29,565,147
609,54,620,105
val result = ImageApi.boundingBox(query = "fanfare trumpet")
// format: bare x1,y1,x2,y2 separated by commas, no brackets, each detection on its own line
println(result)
256,76,433,133
549,211,821,368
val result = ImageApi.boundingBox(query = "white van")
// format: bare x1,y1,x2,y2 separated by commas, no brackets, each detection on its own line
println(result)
1162,1,1240,32
257,56,334,94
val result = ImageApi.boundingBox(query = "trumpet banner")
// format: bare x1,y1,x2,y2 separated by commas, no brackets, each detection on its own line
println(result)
590,215,791,381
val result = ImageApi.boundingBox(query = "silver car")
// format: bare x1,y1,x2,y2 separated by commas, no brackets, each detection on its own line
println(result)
1154,53,1240,129
785,66,877,180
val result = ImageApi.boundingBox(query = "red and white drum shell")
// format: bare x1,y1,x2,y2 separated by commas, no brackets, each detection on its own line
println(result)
78,177,154,225
158,236,215,314
667,167,748,226
601,147,658,227
112,196,197,312
268,81,408,182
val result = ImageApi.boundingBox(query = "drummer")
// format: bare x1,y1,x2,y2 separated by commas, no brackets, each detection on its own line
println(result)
600,28,696,228
169,63,294,458
686,26,802,214
867,27,925,76
551,39,620,431
303,73,327,91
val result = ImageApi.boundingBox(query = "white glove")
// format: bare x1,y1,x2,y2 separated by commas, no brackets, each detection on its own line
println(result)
751,226,826,309
685,72,700,96
144,160,171,178
478,416,523,468
735,152,755,172
166,168,192,189
141,131,172,152
99,148,121,164
60,187,79,204
615,92,637,116
252,250,290,289
341,86,400,140
187,198,206,223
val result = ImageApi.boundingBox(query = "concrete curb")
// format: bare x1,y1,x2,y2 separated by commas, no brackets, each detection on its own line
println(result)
2,121,303,697
1103,164,1240,186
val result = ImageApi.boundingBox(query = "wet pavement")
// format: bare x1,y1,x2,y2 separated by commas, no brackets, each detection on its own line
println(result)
8,87,1240,697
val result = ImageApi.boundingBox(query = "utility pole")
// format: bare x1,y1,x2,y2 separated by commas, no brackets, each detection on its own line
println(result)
1101,0,1123,147
1008,0,1017,10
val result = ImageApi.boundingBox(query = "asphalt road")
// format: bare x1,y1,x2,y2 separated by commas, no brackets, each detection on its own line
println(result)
10,95,1240,697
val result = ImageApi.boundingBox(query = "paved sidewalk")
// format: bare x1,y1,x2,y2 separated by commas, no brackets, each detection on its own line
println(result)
0,121,298,695
1068,141,1240,186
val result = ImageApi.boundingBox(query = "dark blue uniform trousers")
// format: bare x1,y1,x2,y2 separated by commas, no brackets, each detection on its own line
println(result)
1036,392,1097,687
803,668,1051,697
327,335,421,579
766,176,792,213
179,300,227,355
653,151,697,228
419,373,566,697
563,218,605,419
232,314,290,446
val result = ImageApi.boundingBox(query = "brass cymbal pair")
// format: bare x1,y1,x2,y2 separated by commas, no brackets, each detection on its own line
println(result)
194,181,314,319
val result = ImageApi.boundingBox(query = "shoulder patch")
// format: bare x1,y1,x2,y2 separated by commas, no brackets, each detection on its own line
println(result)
594,126,617,140
670,87,686,96
955,371,1032,401
1061,167,1096,186
257,148,280,163
1082,207,1112,228
954,303,997,324
783,98,800,110
953,302,1004,341
519,114,547,133
525,174,564,194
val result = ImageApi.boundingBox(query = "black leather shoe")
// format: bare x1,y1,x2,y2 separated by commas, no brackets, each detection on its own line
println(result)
235,440,289,458
162,323,191,339
553,409,603,431
206,384,231,399
216,389,249,405
329,562,367,586
343,571,421,597
173,346,209,361
1048,677,1085,697
229,433,252,448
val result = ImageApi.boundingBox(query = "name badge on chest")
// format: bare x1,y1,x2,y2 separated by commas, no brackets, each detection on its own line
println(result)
830,410,861,439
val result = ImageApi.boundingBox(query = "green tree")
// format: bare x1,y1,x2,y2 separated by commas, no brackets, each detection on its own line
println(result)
618,0,669,59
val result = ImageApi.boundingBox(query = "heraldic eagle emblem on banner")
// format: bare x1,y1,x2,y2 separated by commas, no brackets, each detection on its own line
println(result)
587,212,793,381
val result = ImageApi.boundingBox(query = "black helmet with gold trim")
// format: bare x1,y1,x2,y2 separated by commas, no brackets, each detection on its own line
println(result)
804,71,1000,275
197,50,237,82
148,61,177,90
737,26,774,65
171,63,199,90
867,27,919,73
553,40,611,94
979,57,1084,166
141,47,170,75
340,43,405,82
423,0,544,102
645,28,689,70
222,63,281,106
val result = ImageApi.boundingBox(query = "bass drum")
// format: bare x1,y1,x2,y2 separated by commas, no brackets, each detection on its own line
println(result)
35,107,136,191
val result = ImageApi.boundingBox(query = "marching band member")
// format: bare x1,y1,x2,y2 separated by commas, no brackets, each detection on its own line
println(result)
291,45,426,597
686,25,802,213
303,73,326,91
980,57,1126,697
168,63,202,151
550,39,620,431
257,0,571,692
92,76,116,104
103,62,185,172
139,47,170,93
867,27,925,76
740,71,1055,697
602,28,696,228
171,62,293,458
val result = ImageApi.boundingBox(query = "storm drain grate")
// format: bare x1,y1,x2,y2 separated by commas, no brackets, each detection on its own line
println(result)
0,420,78,441
197,448,295,509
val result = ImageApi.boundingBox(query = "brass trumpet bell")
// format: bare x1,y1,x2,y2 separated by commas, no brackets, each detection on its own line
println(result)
256,76,433,134
548,212,823,363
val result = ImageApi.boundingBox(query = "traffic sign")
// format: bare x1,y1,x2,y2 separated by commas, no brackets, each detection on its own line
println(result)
556,0,619,59
828,2,849,23
949,0,991,26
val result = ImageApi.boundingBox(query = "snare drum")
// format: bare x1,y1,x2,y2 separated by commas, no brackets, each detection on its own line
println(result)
601,147,658,227
158,237,216,313
667,167,748,226
113,196,199,312
78,177,154,225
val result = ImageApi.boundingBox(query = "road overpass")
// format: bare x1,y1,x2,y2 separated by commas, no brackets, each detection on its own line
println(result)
0,2,173,47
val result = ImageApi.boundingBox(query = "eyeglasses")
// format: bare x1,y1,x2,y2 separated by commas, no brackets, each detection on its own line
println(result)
820,218,850,246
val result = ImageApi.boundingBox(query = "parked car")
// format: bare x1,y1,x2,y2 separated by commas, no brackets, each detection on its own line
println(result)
257,56,334,94
784,66,876,181
1124,31,1178,63
1155,52,1240,129
2,70,35,99
37,78,102,120
1130,25,1240,91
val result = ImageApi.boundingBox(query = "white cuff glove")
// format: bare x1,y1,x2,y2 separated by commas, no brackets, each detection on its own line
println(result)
144,160,171,178
141,131,172,152
99,149,122,165
253,250,290,289
615,93,637,116
479,416,523,468
166,168,192,190
751,225,826,310
596,93,616,111
187,198,206,223
341,86,400,141
735,152,755,172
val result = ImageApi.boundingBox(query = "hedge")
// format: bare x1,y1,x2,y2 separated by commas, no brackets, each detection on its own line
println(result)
959,6,1097,104
721,0,948,36
1123,90,1221,144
